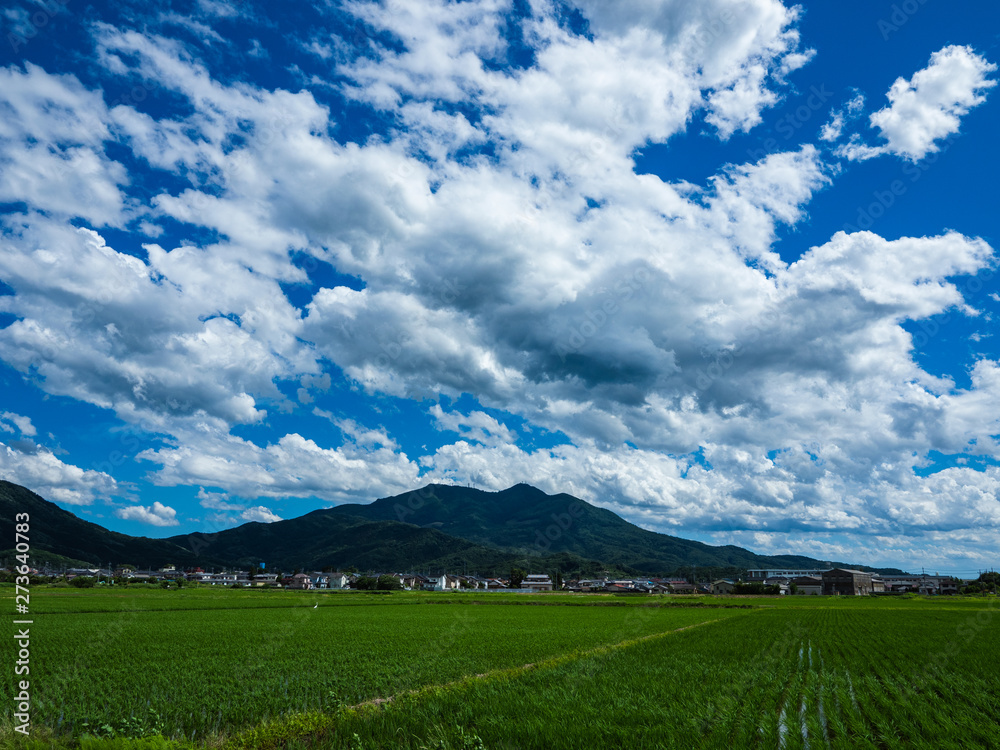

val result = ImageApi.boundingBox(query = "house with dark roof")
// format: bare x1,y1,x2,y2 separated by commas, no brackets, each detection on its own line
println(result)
710,579,736,595
286,573,313,590
822,568,872,596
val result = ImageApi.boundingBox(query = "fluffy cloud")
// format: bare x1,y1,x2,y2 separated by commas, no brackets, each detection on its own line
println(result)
0,412,36,437
838,45,996,162
139,425,420,503
0,215,316,431
430,405,517,447
195,488,282,526
115,501,179,526
0,412,116,505
0,64,127,226
0,0,998,568
197,488,244,512
819,92,863,142
240,506,283,523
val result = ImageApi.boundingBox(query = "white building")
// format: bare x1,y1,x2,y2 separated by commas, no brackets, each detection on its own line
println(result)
521,574,554,592
747,568,831,580
425,574,458,591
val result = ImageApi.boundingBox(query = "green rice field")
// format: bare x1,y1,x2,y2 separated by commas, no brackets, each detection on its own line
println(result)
3,586,999,749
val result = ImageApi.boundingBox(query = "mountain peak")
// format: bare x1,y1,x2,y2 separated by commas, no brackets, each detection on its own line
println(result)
3,479,865,575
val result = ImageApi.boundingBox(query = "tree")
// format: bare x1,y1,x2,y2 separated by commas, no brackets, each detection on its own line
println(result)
554,571,564,590
980,572,1000,592
70,576,96,588
354,576,378,591
508,567,526,589
732,582,778,595
376,575,402,591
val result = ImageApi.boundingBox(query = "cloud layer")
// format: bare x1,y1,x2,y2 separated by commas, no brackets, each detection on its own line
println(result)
0,0,998,570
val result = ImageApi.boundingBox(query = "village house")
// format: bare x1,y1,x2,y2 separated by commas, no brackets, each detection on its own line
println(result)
286,573,313,590
822,568,873,596
423,574,459,591
405,574,431,590
605,582,635,593
387,573,417,590
309,573,330,589
939,578,960,595
710,579,736,595
68,567,102,578
667,581,696,594
747,568,830,581
521,574,554,592
188,571,248,586
608,579,636,590
880,574,955,595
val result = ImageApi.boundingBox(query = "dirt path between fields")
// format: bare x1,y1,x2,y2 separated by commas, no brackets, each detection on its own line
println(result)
348,616,725,711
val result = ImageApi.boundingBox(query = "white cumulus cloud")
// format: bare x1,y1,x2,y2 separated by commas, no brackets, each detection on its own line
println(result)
115,501,180,527
240,506,283,523
838,45,996,162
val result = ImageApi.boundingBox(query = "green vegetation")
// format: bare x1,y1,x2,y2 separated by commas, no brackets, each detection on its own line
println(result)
3,587,998,749
0,481,210,569
1,587,738,746
354,575,403,591
296,603,1000,750
961,571,1000,595
324,483,868,575
4,479,904,577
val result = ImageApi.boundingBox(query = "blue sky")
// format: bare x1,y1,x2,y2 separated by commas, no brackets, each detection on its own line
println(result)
2,0,999,575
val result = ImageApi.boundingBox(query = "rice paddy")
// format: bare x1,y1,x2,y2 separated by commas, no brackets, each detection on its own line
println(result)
3,587,999,749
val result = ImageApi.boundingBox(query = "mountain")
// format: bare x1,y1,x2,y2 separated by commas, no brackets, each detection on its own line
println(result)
327,483,840,574
0,480,604,574
166,509,607,574
3,480,895,576
0,480,215,568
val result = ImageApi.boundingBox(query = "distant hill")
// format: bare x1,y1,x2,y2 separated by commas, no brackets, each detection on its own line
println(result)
1,479,900,576
166,509,608,574
327,483,849,574
0,481,212,568
0,480,604,574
